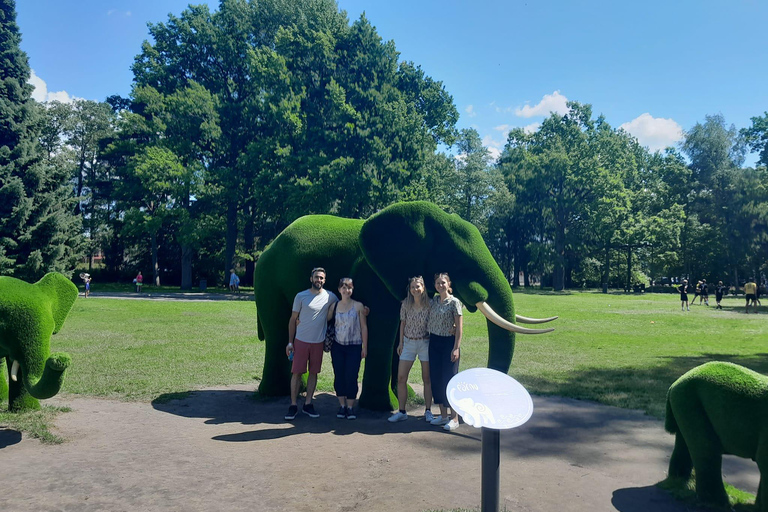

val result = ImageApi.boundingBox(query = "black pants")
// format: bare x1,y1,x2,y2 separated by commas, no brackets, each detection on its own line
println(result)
428,333,459,406
331,342,362,399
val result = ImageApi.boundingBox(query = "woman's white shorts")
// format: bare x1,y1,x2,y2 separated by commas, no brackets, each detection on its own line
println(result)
400,336,429,362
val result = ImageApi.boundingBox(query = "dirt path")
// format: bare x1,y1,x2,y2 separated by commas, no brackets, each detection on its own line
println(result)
1,388,758,512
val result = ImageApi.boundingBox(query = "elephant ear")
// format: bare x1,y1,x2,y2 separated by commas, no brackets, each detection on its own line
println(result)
35,273,79,333
359,202,438,299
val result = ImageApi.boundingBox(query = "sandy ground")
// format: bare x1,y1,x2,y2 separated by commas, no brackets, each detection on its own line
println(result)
0,387,759,512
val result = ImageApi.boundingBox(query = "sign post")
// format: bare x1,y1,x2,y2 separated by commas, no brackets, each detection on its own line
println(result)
446,368,534,512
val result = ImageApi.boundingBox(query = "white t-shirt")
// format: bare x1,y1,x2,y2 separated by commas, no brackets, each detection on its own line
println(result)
292,288,338,343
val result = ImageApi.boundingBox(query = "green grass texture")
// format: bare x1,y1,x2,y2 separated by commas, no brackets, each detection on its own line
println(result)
3,290,766,442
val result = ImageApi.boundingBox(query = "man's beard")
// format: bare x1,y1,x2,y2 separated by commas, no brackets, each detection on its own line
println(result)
312,282,323,290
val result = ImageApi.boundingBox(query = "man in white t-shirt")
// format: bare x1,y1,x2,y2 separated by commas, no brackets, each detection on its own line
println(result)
285,267,338,420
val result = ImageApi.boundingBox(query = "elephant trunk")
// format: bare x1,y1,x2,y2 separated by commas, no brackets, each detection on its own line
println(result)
19,353,71,399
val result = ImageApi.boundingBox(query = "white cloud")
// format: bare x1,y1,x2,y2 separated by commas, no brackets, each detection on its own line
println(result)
515,90,569,118
619,113,684,152
28,70,78,103
523,122,541,134
29,70,47,102
465,104,476,118
494,124,511,133
107,9,131,17
482,134,503,161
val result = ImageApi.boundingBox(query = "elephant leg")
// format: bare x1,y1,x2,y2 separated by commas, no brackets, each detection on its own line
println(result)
755,444,768,511
0,357,7,405
257,295,294,397
5,356,41,412
353,264,400,411
667,432,693,480
682,426,728,505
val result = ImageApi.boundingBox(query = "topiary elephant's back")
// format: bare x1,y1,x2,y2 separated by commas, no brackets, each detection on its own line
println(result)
255,215,365,304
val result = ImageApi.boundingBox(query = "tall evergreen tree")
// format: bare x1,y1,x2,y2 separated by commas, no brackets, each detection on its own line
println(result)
0,0,82,279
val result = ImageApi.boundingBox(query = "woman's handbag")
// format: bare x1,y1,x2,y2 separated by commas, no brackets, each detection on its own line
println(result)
323,302,337,352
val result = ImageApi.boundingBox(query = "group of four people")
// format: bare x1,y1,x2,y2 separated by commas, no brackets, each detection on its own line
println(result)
284,268,463,431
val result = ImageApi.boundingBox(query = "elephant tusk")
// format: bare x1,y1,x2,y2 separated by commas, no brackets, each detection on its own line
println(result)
476,302,554,334
11,360,19,382
516,314,559,324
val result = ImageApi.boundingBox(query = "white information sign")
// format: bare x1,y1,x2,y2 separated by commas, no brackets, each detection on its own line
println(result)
446,368,533,430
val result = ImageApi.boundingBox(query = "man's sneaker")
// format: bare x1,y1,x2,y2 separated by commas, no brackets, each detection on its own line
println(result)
388,411,408,422
430,415,450,426
302,403,320,418
425,410,435,423
336,406,347,419
444,419,460,431
285,405,298,421
346,408,357,420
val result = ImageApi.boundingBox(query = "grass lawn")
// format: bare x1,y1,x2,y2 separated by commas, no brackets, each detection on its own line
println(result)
2,290,767,439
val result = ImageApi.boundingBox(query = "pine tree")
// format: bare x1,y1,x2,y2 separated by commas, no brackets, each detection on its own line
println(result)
0,0,82,279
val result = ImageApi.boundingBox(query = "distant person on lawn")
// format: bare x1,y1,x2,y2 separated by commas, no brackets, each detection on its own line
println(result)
745,279,758,314
135,271,143,293
285,267,338,420
229,269,240,293
677,279,690,311
699,279,709,306
715,281,727,309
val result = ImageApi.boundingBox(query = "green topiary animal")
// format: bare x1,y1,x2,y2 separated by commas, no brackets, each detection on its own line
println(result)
665,361,768,509
0,273,78,412
254,201,556,411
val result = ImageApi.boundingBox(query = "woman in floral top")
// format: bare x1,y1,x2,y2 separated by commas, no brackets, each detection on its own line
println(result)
427,272,463,431
388,276,434,423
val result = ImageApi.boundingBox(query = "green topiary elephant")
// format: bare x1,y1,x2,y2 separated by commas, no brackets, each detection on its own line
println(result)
254,201,556,411
665,361,768,510
0,273,78,412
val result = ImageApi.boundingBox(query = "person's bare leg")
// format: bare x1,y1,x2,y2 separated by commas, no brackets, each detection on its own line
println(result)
305,372,318,404
421,361,433,411
397,359,414,410
290,373,301,406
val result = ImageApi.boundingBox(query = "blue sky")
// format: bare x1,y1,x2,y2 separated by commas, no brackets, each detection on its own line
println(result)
17,0,768,164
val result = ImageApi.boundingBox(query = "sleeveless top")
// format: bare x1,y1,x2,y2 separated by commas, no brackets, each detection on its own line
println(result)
335,305,363,346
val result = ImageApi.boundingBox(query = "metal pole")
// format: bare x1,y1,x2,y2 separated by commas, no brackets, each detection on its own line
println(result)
481,427,500,512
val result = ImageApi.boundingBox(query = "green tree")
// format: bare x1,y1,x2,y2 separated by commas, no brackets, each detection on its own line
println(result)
0,0,82,279
742,112,768,167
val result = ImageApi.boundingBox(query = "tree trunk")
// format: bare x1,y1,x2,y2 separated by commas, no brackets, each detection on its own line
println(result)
152,232,160,286
180,244,192,290
602,244,610,294
244,209,255,288
553,226,566,291
225,199,238,285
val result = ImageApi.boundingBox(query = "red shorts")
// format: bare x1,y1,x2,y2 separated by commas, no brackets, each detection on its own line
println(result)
292,339,324,375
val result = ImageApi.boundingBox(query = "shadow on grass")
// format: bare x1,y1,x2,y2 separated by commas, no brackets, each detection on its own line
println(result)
151,389,478,443
0,428,22,449
519,353,768,419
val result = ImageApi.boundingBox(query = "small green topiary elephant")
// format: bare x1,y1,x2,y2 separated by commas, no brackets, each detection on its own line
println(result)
254,201,556,411
665,361,768,509
0,273,78,412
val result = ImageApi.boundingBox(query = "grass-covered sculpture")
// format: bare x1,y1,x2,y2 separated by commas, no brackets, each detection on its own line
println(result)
0,273,78,412
254,201,556,410
665,361,768,509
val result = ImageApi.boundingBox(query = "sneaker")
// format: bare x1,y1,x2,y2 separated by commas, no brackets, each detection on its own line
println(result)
425,410,435,423
302,403,320,418
336,406,347,419
430,415,450,426
346,408,357,420
444,419,460,431
388,411,408,422
285,405,298,421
